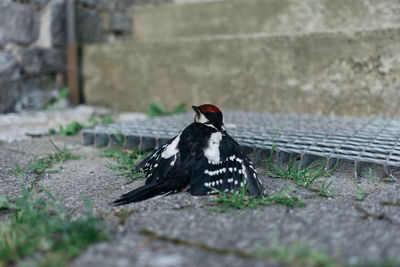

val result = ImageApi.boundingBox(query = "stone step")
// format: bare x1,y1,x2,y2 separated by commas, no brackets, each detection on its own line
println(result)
132,0,400,40
83,27,400,117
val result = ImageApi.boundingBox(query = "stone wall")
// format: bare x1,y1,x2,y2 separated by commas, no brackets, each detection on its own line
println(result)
0,0,138,113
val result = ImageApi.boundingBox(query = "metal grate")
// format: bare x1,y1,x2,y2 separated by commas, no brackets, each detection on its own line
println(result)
82,112,400,179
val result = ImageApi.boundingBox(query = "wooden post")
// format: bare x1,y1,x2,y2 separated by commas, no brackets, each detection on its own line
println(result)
66,0,80,105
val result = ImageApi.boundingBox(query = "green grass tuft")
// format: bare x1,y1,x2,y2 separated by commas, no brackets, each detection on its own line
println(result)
146,102,186,117
102,148,126,159
45,87,69,110
111,133,125,146
210,184,304,212
353,181,366,201
319,180,334,198
0,184,106,266
87,115,115,127
57,87,69,102
264,145,335,197
49,115,115,136
14,140,80,176
104,149,147,182
265,158,327,188
59,121,85,136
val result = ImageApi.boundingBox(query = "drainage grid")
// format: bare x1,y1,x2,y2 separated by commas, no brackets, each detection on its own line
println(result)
82,112,400,179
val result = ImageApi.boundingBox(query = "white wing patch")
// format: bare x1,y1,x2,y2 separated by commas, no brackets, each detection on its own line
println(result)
161,133,181,159
203,132,222,164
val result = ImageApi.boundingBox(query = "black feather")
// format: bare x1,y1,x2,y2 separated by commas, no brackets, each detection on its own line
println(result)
190,132,263,197
133,139,173,174
113,118,264,205
113,183,167,205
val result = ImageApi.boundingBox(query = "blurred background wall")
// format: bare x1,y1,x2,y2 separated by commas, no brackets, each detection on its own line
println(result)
0,0,167,113
83,0,400,117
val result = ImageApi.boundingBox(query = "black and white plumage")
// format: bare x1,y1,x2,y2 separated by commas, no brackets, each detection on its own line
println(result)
113,104,264,205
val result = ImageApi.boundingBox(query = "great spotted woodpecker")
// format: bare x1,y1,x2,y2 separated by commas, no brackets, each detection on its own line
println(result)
113,104,264,205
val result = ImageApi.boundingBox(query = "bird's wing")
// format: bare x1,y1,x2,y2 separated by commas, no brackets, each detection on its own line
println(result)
134,134,182,185
114,134,187,205
190,132,264,197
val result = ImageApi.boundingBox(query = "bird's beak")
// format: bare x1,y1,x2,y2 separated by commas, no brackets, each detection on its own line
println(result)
192,105,200,114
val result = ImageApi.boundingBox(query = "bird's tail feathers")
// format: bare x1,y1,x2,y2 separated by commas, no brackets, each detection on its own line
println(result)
113,182,171,205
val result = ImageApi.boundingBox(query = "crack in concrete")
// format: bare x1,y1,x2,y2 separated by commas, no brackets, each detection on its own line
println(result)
138,228,255,259
354,204,396,225
380,200,400,207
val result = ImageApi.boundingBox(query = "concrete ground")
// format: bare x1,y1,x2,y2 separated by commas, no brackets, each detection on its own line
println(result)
1,108,400,266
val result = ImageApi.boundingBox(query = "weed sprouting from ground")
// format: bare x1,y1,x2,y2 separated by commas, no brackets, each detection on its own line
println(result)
265,157,327,188
210,184,304,212
104,149,147,182
353,181,366,201
102,148,126,159
49,114,115,136
58,121,85,136
271,161,325,187
146,102,186,117
0,184,106,266
111,132,125,146
319,180,334,198
362,168,379,182
13,140,80,176
362,168,397,184
264,145,335,197
45,87,69,110
87,115,114,126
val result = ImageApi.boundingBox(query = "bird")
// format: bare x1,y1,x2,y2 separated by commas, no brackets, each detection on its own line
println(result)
113,104,264,205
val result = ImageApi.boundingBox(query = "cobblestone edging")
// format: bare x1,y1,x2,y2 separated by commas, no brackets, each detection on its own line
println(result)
82,112,400,179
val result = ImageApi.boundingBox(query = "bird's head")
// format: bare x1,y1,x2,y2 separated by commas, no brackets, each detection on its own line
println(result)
192,104,224,130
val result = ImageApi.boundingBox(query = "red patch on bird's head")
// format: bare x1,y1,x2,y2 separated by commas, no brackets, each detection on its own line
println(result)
198,104,222,114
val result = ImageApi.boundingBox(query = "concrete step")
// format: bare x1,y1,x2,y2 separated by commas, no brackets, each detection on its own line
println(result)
83,27,400,116
132,0,400,40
